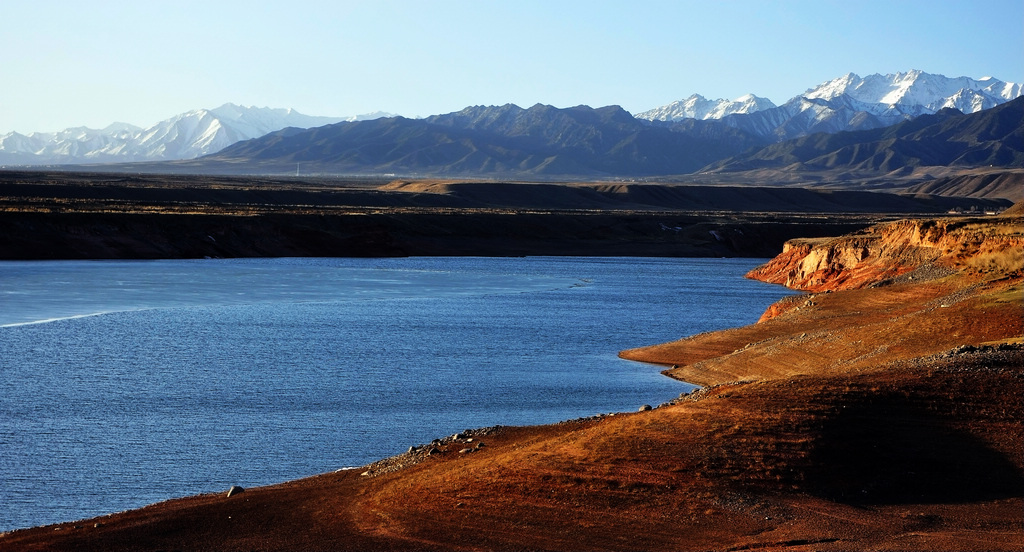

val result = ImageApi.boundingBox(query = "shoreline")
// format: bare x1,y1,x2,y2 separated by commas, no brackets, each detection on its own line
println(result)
0,255,733,534
2,205,1021,550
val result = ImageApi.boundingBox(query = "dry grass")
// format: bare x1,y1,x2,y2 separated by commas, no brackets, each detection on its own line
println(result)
967,247,1024,273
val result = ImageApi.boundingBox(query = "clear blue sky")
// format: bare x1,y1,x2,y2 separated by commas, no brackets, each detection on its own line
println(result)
2,0,1022,133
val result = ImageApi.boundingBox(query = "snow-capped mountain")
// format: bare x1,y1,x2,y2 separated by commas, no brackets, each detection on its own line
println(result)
803,70,1022,116
635,93,776,121
637,71,1023,141
0,123,143,164
4,71,1020,167
0,104,391,165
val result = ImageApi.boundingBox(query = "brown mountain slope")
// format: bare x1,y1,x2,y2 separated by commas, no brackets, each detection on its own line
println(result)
904,169,1024,202
4,210,1022,551
1001,199,1024,216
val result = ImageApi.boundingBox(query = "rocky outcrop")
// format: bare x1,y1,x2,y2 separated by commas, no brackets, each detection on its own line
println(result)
746,211,1024,293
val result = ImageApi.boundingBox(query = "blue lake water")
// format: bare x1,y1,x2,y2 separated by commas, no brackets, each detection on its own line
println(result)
0,257,791,531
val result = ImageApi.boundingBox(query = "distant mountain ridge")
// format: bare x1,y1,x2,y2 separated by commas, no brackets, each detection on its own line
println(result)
190,95,1022,179
0,105,390,165
635,93,777,121
2,70,1020,174
636,70,1023,141
803,71,1020,114
201,103,766,177
702,96,1024,174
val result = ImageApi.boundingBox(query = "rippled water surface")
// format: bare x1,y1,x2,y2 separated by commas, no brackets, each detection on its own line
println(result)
0,257,791,530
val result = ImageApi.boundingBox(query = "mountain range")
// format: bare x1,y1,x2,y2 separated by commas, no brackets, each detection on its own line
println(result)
187,95,1023,179
705,96,1024,173
637,70,1022,141
0,105,390,165
190,103,765,176
1,70,1020,176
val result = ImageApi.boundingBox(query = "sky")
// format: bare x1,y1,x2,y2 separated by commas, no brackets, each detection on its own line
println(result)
2,0,1022,134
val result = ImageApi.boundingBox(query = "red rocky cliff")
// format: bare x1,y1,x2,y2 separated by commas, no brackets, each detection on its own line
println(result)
746,213,1024,294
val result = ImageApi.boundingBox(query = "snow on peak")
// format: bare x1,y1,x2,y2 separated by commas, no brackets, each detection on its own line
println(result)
635,93,776,122
728,94,777,113
102,122,143,134
342,111,397,122
1,105,371,164
801,70,1021,111
633,70,1022,142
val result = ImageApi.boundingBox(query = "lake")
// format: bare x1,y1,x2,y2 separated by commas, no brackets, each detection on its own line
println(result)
0,257,791,531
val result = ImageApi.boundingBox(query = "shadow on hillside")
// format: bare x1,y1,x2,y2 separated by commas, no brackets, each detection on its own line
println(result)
802,394,1024,505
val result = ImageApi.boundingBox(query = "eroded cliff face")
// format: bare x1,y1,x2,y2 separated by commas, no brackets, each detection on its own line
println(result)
746,214,1024,294
621,208,1024,386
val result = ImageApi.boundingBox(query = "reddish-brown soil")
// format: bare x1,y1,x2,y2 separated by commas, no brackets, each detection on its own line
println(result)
2,206,1022,551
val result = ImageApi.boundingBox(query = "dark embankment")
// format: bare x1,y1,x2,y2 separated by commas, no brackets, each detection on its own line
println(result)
0,170,1012,259
4,204,1021,551
0,209,877,259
